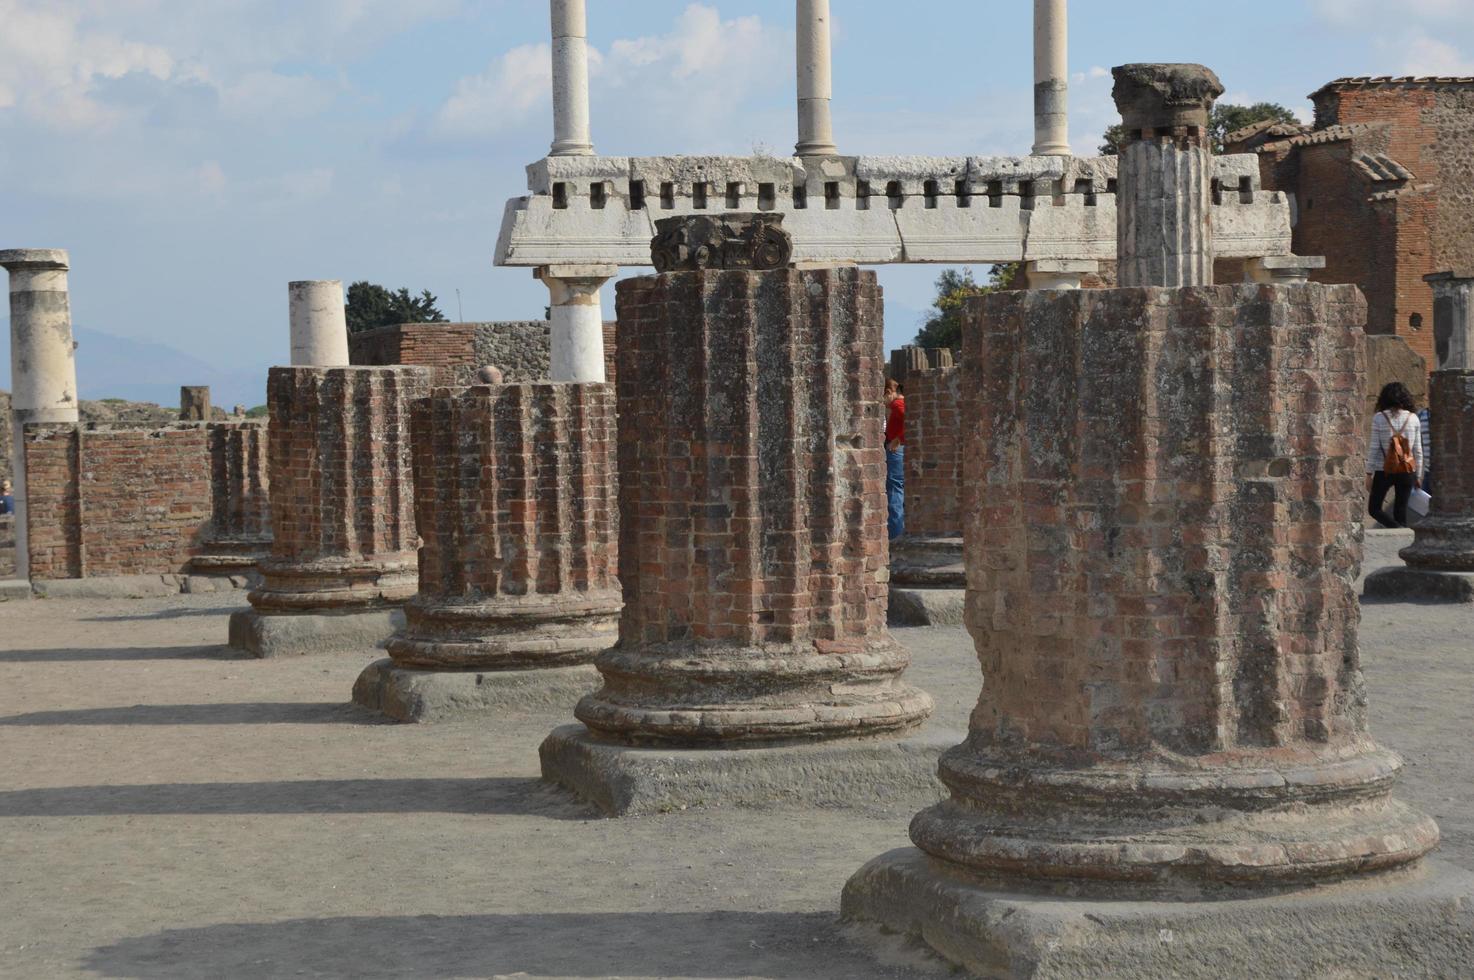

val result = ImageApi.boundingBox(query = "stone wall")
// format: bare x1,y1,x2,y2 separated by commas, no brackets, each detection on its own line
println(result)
350,321,561,385
903,365,962,537
23,425,212,580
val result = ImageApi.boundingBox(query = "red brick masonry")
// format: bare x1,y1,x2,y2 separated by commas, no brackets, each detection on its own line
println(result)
571,266,932,743
247,366,428,613
386,382,620,669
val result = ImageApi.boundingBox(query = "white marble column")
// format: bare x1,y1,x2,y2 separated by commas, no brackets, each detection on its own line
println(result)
538,264,615,383
1032,0,1070,156
1,248,80,581
796,0,838,156
288,280,351,367
550,0,594,157
1024,259,1095,290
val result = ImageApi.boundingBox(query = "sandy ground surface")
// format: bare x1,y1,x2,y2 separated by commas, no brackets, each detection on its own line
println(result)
0,530,1469,979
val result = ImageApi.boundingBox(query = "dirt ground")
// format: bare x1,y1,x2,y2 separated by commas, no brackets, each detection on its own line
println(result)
0,530,1469,980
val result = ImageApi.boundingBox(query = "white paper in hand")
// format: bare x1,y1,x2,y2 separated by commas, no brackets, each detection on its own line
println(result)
1410,489,1432,517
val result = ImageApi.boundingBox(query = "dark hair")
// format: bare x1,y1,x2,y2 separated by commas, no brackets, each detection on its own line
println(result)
1375,382,1416,413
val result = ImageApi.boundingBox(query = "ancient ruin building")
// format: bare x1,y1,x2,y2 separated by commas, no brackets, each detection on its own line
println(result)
539,220,937,815
348,320,618,386
228,365,427,657
1229,76,1474,373
843,63,1473,976
354,380,619,722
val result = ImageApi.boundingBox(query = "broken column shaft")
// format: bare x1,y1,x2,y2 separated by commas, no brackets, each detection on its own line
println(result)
549,0,594,157
191,421,271,577
1031,0,1070,156
1,248,80,582
796,0,838,156
354,381,620,722
842,64,1471,978
540,221,935,815
227,366,429,657
288,280,351,367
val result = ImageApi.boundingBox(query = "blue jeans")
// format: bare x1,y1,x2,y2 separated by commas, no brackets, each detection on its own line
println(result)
886,447,905,540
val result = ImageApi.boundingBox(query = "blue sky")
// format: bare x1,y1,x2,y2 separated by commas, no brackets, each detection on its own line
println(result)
2,0,1472,407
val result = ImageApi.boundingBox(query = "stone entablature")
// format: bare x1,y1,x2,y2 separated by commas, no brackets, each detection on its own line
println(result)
495,153,1290,268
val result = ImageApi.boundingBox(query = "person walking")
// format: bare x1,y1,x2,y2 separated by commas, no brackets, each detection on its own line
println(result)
885,378,905,541
1366,382,1424,529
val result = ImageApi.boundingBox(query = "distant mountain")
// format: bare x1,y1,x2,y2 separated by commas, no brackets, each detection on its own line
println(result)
0,319,269,411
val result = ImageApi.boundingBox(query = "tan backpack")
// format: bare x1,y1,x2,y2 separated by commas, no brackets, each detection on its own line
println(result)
1383,412,1417,475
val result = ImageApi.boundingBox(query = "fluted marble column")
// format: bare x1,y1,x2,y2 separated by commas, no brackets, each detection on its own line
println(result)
796,0,838,156
1113,63,1222,288
550,0,594,157
1,248,79,582
1032,0,1070,156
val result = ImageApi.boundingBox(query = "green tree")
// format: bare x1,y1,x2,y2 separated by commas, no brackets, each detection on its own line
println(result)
914,264,1018,351
344,281,449,334
1099,102,1300,156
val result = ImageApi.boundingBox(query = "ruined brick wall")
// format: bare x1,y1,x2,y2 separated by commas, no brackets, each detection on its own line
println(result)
0,390,12,483
23,425,211,580
614,267,889,648
413,383,617,600
962,284,1367,754
350,323,479,385
1272,80,1474,369
471,322,553,381
904,365,963,536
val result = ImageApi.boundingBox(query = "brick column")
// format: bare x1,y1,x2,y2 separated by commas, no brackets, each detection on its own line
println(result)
354,382,620,721
191,421,271,577
541,224,936,815
228,366,429,657
179,386,211,421
844,64,1468,977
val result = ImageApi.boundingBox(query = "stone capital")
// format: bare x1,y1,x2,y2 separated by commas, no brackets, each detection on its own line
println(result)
0,248,69,272
537,264,616,305
1112,63,1224,138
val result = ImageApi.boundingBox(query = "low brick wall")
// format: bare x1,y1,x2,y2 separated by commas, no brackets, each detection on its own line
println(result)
24,425,212,580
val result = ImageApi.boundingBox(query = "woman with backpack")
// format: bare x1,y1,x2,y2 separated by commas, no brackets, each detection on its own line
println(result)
1366,381,1425,529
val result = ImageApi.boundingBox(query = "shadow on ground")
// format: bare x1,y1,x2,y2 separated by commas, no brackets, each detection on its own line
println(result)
0,645,242,663
81,607,241,623
0,778,594,819
0,702,382,726
83,911,917,980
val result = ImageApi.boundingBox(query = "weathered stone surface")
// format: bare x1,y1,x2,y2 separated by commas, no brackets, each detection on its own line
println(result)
886,586,965,627
1428,270,1474,371
1111,63,1225,136
191,421,270,575
650,213,792,272
228,607,404,659
1364,334,1428,421
843,850,1474,980
844,281,1460,975
566,267,932,745
179,386,211,422
353,381,620,717
232,367,427,657
540,724,954,816
353,659,601,722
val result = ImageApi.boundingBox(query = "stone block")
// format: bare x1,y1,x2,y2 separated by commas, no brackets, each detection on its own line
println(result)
1363,566,1474,604
887,587,966,627
842,849,1474,980
352,659,601,723
227,607,403,659
539,724,955,816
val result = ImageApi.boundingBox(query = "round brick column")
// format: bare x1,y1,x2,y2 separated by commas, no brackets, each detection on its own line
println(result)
891,363,964,589
385,382,620,669
575,265,933,743
191,420,271,575
1401,369,1474,572
249,367,426,612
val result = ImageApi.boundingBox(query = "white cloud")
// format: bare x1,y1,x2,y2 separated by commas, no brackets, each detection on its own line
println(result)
430,4,788,148
1400,35,1474,75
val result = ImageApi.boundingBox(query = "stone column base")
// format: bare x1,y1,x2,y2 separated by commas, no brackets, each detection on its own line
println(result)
352,658,601,723
842,848,1474,979
538,723,957,816
227,607,404,659
1363,566,1474,604
888,535,964,588
887,587,966,626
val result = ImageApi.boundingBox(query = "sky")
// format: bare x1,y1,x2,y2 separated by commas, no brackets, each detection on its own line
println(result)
2,0,1473,407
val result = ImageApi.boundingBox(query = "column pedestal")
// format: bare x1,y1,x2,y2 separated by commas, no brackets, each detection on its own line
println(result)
228,367,427,658
353,382,620,722
539,248,936,814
